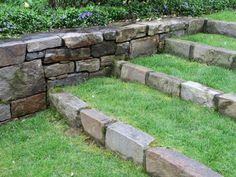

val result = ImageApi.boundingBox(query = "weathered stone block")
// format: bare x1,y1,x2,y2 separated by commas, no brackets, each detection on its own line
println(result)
26,51,45,61
140,21,170,36
76,58,100,72
105,122,155,164
0,60,46,102
214,93,236,120
146,147,223,177
91,41,116,57
130,36,158,58
0,104,11,122
0,41,26,67
147,72,184,97
44,62,74,78
26,36,62,52
11,93,46,118
113,60,128,77
101,55,114,67
80,109,114,145
121,63,152,84
49,92,89,127
102,28,117,41
89,67,112,78
115,42,130,56
44,48,91,64
63,32,103,48
181,81,223,108
187,18,205,34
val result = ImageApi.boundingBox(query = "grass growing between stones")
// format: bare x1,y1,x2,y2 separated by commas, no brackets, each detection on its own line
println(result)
204,10,236,22
132,54,236,93
0,110,148,177
178,33,236,51
64,77,236,177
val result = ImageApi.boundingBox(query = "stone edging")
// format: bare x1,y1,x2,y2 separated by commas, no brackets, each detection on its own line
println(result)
116,61,236,120
49,91,222,177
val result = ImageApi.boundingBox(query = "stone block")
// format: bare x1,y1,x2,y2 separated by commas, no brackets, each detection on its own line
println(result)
187,18,205,34
113,60,128,77
11,93,46,118
121,63,152,84
76,58,100,72
147,72,184,97
0,60,46,102
49,92,89,127
0,104,11,122
80,109,114,145
146,147,223,177
130,36,158,58
105,122,155,164
63,32,103,48
44,62,74,78
140,21,170,36
26,51,45,61
91,41,116,57
89,67,112,78
102,28,117,41
0,41,26,67
101,55,114,67
115,42,130,56
181,81,223,108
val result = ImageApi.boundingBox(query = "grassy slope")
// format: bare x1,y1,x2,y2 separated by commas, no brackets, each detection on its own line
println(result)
64,77,236,177
178,33,236,51
204,10,236,22
132,54,236,93
0,110,147,177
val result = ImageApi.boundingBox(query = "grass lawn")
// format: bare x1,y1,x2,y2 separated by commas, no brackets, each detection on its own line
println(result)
0,110,147,177
64,77,236,177
204,10,236,22
178,33,236,51
132,54,236,93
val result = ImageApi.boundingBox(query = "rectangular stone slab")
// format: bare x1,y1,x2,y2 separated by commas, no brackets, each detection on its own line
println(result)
146,147,223,177
76,58,100,72
181,81,223,108
0,104,11,122
44,62,74,78
105,122,155,164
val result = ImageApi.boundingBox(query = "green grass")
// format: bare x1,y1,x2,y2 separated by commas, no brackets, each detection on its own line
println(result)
204,10,236,22
132,54,236,93
178,33,236,51
0,110,147,177
64,77,236,177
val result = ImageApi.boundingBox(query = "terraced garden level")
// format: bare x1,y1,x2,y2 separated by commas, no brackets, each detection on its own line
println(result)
0,110,147,177
64,77,236,177
204,10,236,22
178,33,236,51
132,54,236,93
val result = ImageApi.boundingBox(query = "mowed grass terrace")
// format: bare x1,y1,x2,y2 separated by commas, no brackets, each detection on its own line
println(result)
204,10,236,22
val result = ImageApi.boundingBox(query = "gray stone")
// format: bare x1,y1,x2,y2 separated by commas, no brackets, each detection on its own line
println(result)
44,48,91,64
0,41,26,67
181,81,223,108
26,51,45,61
115,42,130,56
130,36,158,58
47,73,88,88
214,93,236,120
0,60,46,102
49,92,89,128
44,62,74,78
113,60,128,77
101,55,114,67
102,29,117,41
80,109,114,145
0,104,11,122
146,147,223,177
147,72,185,97
121,63,153,84
187,18,205,34
26,36,62,52
63,32,103,48
105,122,155,164
89,67,112,78
91,41,116,57
76,58,100,72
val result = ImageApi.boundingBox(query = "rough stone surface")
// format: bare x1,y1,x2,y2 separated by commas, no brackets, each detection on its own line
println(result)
26,51,45,61
63,32,103,48
186,18,205,34
146,147,223,177
76,58,100,72
80,109,114,145
44,48,91,64
47,73,88,88
181,81,223,108
101,56,114,67
105,122,155,164
113,60,128,77
91,41,116,57
0,41,26,67
89,67,112,78
0,104,11,122
26,36,62,52
0,60,45,102
206,20,236,38
11,93,46,118
214,93,236,119
130,36,158,58
102,29,117,41
147,72,184,97
115,42,130,56
121,63,152,84
44,62,74,78
49,92,89,127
